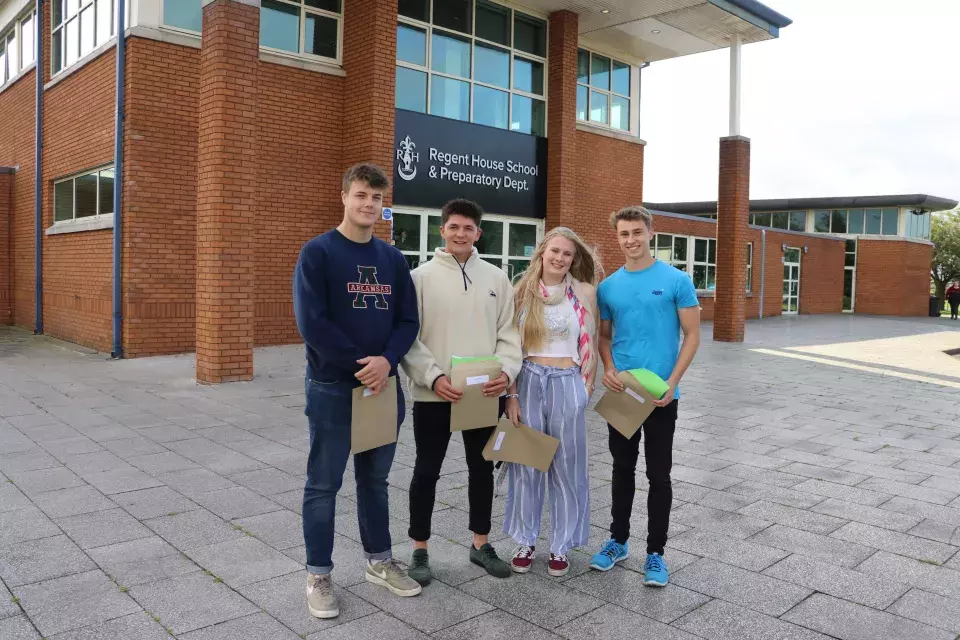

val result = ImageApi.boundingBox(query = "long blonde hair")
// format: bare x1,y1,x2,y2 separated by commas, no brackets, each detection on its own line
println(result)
514,227,601,352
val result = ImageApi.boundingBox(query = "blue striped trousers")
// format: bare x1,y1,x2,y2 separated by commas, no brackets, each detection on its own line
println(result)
503,361,590,556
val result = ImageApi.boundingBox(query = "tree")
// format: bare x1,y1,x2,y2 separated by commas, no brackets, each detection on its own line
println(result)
931,208,960,306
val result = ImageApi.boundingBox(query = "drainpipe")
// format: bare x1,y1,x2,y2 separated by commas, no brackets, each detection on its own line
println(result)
33,0,44,335
758,228,766,319
111,0,127,359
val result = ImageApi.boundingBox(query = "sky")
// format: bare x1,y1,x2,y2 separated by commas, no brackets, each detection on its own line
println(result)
639,0,960,204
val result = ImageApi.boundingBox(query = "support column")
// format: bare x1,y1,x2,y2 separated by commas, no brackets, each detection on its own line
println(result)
714,136,750,342
0,168,12,325
195,0,258,383
545,10,578,230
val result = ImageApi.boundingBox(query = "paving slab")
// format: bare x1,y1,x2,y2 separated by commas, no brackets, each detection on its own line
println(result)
739,500,847,534
0,505,61,546
33,486,116,519
183,535,301,587
762,553,910,609
554,603,697,640
832,521,958,564
459,573,604,629
886,588,960,633
0,482,32,514
87,536,200,587
110,486,200,520
232,509,303,549
782,593,953,640
431,609,564,640
672,599,831,640
55,508,153,550
670,557,811,616
0,534,96,587
128,571,259,635
666,528,785,571
0,615,41,640
143,508,243,550
177,612,301,640
305,611,428,640
812,497,922,532
8,466,86,497
748,523,877,568
350,577,493,633
855,551,960,599
565,565,710,623
48,612,171,640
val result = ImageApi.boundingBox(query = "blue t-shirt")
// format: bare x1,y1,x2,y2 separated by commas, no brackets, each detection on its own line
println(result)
597,260,698,398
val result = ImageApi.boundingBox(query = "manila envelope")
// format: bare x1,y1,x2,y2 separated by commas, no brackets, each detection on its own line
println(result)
594,371,658,439
449,360,502,432
482,418,560,473
350,376,398,454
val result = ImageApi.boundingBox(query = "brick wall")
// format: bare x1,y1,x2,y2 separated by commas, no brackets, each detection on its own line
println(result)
0,170,12,324
714,137,750,342
856,239,933,316
545,11,578,233
765,230,844,315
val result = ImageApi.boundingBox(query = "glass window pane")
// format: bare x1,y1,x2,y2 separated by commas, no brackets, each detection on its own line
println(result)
589,90,607,124
611,95,629,131
427,216,442,251
65,18,79,66
843,269,853,311
754,212,770,227
96,0,113,43
54,180,74,222
814,210,830,233
430,75,469,121
75,173,98,218
474,43,508,88
260,0,300,53
830,209,847,234
164,0,199,30
786,248,801,263
882,208,898,235
790,211,806,232
772,211,789,229
398,0,428,22
431,32,470,78
52,30,62,73
848,208,864,234
708,239,716,264
508,259,530,283
577,49,589,84
673,236,687,261
655,244,671,262
476,0,509,46
590,54,610,89
54,0,64,26
305,13,337,58
1,40,7,82
475,220,503,255
707,266,716,290
392,213,420,251
79,6,94,56
21,15,35,66
67,0,79,19
513,12,545,57
98,168,114,215
397,23,426,65
845,253,856,267
513,56,543,95
304,0,339,11
865,208,881,234
694,238,707,263
693,265,706,290
6,32,16,76
473,85,508,129
396,67,427,112
510,94,544,136
433,0,471,34
612,60,630,95
508,223,537,257
845,239,856,254
576,85,587,121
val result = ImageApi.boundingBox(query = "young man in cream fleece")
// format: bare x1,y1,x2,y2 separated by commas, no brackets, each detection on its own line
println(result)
401,198,523,585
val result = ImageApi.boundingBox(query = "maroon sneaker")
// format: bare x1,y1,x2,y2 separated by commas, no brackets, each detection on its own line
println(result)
511,546,535,573
548,553,570,577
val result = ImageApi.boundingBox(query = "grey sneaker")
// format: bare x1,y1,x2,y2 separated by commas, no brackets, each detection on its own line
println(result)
365,559,422,597
408,548,432,586
306,573,338,619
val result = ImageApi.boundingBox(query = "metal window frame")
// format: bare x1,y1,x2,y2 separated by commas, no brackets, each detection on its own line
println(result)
52,164,115,224
51,0,114,75
576,47,632,133
258,0,342,64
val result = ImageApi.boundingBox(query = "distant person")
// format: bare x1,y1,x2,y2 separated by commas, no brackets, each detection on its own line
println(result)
947,280,960,320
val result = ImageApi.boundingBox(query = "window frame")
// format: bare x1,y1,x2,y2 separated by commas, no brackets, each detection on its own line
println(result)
396,0,548,136
51,0,116,76
52,165,115,225
746,242,753,293
1,9,37,88
257,0,342,64
652,233,723,293
576,46,632,133
750,210,805,233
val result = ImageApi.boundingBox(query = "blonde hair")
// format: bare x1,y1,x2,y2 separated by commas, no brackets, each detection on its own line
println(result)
514,227,601,352
609,205,653,230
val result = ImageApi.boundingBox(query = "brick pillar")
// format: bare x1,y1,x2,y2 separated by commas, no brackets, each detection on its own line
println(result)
545,11,579,230
195,0,258,383
714,136,750,342
0,168,12,325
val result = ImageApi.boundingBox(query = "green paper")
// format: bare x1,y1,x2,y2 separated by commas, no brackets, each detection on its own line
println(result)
628,368,669,399
451,355,499,366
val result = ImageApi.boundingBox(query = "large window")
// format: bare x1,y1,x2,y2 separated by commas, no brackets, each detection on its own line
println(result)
654,233,753,293
750,211,806,232
906,209,931,240
53,166,114,223
812,208,899,236
692,237,716,291
1,11,36,87
52,0,115,74
576,48,631,131
396,0,547,136
843,239,856,312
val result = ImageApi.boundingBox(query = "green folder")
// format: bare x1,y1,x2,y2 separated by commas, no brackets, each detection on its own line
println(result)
451,355,499,366
627,368,669,400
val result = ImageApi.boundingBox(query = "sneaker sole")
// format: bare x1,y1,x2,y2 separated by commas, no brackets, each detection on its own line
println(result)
511,563,532,574
470,557,512,578
589,553,629,571
643,578,668,587
548,567,570,577
307,604,340,619
365,571,422,597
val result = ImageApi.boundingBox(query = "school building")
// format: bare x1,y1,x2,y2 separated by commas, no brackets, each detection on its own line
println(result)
14,0,928,384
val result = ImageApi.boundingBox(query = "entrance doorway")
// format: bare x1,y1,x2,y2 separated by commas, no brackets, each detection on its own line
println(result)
782,247,801,315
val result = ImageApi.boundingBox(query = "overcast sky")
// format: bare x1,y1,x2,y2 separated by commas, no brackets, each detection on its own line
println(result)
640,0,960,204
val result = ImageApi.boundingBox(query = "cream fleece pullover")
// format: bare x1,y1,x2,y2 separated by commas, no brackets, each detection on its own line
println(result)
401,247,523,402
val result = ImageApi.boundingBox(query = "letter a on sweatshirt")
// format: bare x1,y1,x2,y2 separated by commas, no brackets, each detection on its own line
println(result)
348,266,391,310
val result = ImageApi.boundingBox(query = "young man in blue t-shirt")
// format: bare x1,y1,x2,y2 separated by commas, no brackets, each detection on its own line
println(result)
589,206,701,587
293,163,422,618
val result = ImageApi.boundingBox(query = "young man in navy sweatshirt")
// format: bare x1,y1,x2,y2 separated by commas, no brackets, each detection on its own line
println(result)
293,163,421,619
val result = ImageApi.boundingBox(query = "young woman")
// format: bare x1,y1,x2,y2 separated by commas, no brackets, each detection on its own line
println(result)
502,227,600,577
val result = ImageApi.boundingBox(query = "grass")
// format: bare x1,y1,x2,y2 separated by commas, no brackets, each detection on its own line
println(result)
167,512,178,517
920,558,941,566
11,596,19,605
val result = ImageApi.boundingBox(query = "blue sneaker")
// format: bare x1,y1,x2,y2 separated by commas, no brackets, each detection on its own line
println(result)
643,553,668,587
589,539,628,571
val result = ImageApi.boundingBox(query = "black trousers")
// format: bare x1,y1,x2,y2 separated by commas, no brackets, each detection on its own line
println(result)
950,300,959,319
607,400,678,555
407,399,504,542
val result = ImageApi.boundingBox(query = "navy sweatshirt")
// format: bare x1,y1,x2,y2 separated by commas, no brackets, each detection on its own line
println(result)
293,229,419,385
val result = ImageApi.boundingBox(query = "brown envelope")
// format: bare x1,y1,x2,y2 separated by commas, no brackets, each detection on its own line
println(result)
350,376,398,454
594,371,657,439
482,418,560,473
449,360,502,432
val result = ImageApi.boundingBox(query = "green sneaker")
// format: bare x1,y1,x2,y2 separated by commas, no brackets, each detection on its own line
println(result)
470,543,511,579
408,548,432,586
365,559,422,597
306,573,338,619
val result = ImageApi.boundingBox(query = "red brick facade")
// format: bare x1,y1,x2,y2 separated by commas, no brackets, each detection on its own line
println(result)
0,170,12,324
714,137,750,342
855,239,933,316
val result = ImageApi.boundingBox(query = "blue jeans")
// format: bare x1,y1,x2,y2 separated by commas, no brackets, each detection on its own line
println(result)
302,377,403,575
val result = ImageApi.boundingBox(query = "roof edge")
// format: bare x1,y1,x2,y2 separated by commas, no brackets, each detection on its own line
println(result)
723,0,793,28
645,194,959,214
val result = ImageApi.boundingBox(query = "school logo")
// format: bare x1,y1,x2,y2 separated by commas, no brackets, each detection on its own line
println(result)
396,136,419,181
652,289,664,296
348,266,391,310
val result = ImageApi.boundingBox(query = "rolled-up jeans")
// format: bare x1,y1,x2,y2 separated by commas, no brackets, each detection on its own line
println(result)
302,376,403,575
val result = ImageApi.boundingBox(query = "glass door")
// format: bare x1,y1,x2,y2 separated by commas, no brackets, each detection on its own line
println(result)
782,247,801,315
843,239,856,312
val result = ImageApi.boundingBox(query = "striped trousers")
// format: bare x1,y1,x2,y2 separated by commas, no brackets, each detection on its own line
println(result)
503,361,590,556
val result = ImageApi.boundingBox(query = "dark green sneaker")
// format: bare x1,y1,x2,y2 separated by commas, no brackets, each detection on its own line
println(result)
470,543,511,578
408,548,432,586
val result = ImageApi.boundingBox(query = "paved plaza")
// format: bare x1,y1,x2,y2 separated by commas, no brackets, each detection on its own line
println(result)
3,315,960,640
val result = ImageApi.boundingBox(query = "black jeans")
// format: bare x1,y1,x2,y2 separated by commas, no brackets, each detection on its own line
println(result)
608,400,678,555
950,300,959,319
407,399,504,542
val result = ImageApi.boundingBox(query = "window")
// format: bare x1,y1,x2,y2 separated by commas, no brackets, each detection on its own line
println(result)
881,207,899,235
397,0,546,136
164,0,201,32
651,233,688,271
52,0,114,74
259,0,340,60
843,239,856,312
906,209,931,240
693,237,716,291
746,243,753,292
53,167,114,223
1,11,36,87
577,48,631,131
750,211,805,232
651,233,720,291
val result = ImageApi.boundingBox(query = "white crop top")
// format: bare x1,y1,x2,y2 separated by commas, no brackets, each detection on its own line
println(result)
526,285,581,364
